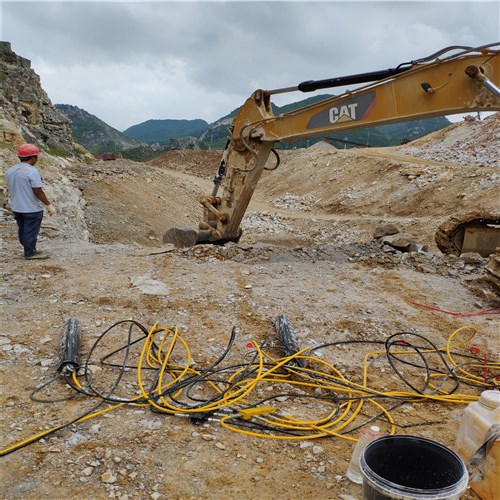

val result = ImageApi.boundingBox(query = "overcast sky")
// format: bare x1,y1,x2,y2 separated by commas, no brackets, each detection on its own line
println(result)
2,1,499,131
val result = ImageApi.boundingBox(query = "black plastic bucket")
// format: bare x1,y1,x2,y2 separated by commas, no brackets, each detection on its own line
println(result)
360,435,468,499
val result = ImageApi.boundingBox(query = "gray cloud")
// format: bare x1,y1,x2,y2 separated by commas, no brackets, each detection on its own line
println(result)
3,1,499,129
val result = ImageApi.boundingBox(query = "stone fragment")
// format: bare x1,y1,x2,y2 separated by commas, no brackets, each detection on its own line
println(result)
460,252,485,265
101,470,117,483
382,244,398,253
130,276,169,296
82,467,93,476
382,233,418,251
373,223,400,239
400,167,425,177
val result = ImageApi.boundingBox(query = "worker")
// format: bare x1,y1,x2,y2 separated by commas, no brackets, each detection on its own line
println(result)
5,144,56,260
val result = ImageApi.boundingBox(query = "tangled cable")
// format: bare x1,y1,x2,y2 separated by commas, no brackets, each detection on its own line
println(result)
1,322,498,457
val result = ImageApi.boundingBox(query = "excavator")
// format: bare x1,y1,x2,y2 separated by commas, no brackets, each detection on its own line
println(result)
163,44,500,256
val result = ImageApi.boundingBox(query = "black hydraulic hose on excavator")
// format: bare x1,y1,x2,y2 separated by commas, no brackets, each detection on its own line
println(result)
211,138,230,196
267,65,413,95
268,44,496,96
296,66,412,93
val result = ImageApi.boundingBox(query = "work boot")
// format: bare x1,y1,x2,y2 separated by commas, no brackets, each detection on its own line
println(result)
26,251,50,260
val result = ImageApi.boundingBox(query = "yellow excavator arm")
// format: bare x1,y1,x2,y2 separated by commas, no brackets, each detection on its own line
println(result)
163,44,500,247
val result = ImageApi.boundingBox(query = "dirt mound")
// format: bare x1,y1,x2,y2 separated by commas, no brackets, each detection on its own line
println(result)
254,139,498,248
149,149,222,179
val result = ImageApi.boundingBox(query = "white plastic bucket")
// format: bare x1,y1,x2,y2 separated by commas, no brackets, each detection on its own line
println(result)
360,435,468,499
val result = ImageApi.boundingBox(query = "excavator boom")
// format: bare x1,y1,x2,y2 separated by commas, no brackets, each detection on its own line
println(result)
163,44,500,248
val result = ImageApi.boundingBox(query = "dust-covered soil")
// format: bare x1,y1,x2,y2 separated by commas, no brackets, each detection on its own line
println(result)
1,115,499,500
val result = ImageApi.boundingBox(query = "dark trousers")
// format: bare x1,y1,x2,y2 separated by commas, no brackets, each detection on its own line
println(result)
13,211,44,258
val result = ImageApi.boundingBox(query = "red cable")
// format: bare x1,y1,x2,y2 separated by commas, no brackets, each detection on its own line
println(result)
409,301,500,317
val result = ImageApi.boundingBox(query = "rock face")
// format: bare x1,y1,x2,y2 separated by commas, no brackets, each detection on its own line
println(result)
170,136,206,150
55,104,142,153
0,41,75,153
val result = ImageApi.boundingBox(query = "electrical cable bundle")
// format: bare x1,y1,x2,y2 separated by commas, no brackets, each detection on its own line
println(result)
1,321,498,457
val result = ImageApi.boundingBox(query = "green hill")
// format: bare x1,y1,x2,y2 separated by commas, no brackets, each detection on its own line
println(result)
123,119,209,145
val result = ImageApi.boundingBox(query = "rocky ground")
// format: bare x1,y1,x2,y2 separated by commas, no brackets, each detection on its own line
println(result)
1,115,499,499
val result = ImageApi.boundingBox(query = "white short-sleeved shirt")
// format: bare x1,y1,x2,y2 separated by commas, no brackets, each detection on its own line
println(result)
5,162,44,212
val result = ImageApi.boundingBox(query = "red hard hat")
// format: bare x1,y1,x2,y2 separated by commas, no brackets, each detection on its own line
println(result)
18,144,42,157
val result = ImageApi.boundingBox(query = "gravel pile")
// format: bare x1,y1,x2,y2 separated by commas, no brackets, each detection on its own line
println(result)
401,114,499,167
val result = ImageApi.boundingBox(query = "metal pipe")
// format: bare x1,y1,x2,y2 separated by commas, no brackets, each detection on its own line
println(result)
266,85,299,95
483,78,500,97
57,318,81,375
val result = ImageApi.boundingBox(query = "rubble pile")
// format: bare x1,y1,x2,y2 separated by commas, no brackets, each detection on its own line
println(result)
241,211,293,234
372,223,429,253
400,113,500,167
272,193,318,211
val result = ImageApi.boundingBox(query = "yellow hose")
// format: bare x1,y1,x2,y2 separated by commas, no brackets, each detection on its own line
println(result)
1,323,496,456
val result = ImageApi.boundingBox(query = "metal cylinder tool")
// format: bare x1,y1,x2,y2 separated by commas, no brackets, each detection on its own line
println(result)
274,315,306,368
57,318,82,375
